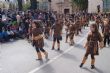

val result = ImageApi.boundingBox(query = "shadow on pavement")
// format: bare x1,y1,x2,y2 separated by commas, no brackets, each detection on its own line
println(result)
74,44,85,50
82,67,104,73
36,64,55,73
62,53,79,61
82,67,96,73
55,50,64,53
95,67,104,73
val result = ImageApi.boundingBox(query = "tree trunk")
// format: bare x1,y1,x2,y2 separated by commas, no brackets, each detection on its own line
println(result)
17,0,23,11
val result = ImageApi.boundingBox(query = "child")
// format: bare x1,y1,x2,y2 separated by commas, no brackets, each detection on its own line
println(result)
80,24,103,69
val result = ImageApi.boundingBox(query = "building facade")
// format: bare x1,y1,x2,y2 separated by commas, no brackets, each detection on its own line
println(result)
88,0,103,13
103,0,110,12
37,0,49,11
51,0,72,14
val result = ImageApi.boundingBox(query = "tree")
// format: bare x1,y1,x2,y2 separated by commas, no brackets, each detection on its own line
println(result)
2,3,6,8
23,2,31,11
30,0,38,10
9,3,13,9
17,0,23,11
71,0,88,11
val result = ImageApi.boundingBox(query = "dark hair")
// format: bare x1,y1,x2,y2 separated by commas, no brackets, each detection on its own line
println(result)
33,21,40,28
91,24,98,33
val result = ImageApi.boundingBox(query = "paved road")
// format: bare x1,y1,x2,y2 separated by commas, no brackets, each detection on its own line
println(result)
0,26,110,73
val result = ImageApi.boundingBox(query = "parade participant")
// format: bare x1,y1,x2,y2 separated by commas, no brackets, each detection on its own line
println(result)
32,21,48,60
80,16,84,28
80,24,103,69
102,18,110,47
69,21,76,46
44,21,51,39
27,19,33,42
51,19,63,51
65,19,70,43
75,20,81,35
85,15,89,27
96,17,101,30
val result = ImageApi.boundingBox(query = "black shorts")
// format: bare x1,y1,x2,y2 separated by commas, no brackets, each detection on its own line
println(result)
53,36,60,43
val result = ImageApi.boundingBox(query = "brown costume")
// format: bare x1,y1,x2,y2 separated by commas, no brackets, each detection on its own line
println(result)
53,21,63,37
103,24,110,35
80,31,103,69
52,20,63,50
32,27,48,60
86,32,102,55
65,21,70,42
32,28,44,48
75,20,81,35
103,24,110,46
45,22,51,39
96,18,100,29
69,24,76,45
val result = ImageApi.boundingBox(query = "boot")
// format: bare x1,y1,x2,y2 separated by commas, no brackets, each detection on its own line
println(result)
52,42,55,50
80,57,87,67
57,43,60,51
70,39,74,46
91,59,95,69
91,65,95,69
44,52,48,59
80,63,84,67
58,48,60,51
37,52,42,60
95,48,99,55
65,36,68,43
52,46,55,50
65,34,69,43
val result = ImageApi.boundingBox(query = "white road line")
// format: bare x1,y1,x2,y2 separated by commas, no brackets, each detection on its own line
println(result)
29,33,88,73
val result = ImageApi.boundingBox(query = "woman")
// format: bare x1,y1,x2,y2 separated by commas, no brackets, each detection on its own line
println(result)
80,24,103,69
32,21,48,60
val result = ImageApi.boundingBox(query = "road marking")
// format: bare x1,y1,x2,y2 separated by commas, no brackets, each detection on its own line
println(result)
29,33,88,73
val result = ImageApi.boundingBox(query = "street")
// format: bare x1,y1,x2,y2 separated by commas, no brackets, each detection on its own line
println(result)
0,0,110,73
0,26,110,73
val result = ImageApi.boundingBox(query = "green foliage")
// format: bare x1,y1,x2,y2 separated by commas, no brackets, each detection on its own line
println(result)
2,3,5,8
23,2,31,11
71,0,88,11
